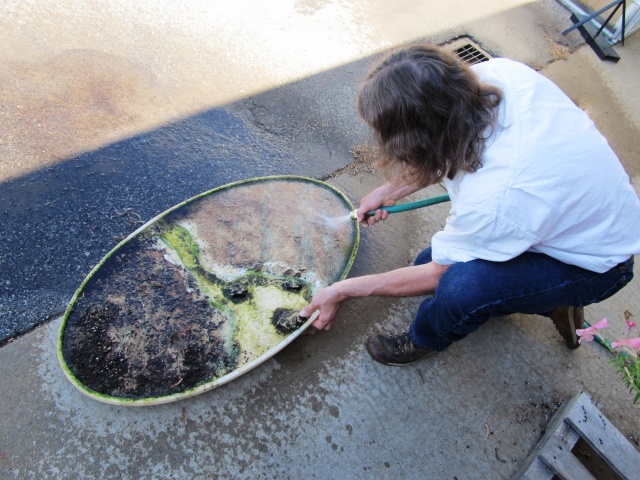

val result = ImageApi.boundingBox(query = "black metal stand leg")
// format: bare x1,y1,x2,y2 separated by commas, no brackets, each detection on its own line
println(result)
562,0,626,46
595,3,622,38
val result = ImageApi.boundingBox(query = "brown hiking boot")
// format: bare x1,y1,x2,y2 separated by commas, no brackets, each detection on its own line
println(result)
550,306,584,349
366,331,436,366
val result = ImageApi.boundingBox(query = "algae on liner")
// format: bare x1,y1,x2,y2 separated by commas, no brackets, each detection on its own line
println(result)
158,221,313,366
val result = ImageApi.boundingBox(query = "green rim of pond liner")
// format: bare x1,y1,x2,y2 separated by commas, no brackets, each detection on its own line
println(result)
57,175,359,406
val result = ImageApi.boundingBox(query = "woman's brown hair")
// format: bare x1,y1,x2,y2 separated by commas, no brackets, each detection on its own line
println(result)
356,43,502,187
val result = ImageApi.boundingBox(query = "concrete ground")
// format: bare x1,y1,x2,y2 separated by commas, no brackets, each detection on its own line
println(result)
1,0,639,478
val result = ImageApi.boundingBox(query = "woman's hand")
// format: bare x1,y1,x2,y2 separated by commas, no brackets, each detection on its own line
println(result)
300,283,345,331
356,187,396,227
356,178,423,227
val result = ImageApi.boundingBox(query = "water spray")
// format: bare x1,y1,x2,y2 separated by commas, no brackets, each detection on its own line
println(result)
349,194,451,220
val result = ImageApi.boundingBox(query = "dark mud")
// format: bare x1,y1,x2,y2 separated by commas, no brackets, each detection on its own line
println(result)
62,236,238,399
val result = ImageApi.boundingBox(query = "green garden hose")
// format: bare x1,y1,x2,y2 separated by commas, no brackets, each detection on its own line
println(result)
350,194,451,220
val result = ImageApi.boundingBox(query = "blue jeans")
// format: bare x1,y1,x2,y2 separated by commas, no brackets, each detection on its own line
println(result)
409,247,635,352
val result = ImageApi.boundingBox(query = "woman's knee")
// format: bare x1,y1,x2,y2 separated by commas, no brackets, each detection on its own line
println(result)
434,261,498,315
414,247,433,266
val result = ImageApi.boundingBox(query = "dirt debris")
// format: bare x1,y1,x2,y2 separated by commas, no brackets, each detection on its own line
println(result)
545,35,570,61
322,145,377,179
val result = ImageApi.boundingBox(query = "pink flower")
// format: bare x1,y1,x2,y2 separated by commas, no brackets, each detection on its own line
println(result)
611,337,640,350
625,320,637,337
576,318,608,344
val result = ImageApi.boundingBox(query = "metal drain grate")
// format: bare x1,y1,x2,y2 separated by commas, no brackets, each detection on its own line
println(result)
453,43,490,65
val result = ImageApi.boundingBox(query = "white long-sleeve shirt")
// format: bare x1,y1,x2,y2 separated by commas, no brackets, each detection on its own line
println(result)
431,58,640,273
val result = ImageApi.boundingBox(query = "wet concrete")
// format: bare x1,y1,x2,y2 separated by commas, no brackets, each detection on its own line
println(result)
1,0,640,478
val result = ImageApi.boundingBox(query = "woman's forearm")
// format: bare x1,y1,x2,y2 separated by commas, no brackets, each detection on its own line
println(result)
377,178,425,202
332,262,448,300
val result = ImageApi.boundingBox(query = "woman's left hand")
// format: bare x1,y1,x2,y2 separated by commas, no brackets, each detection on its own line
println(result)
300,283,345,331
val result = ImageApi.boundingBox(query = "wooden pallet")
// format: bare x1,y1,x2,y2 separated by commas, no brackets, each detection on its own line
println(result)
514,391,640,479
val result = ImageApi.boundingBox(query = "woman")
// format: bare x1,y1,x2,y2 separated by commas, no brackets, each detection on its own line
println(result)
300,44,640,366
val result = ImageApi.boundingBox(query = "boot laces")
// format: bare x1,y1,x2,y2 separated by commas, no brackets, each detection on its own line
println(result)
388,331,413,353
